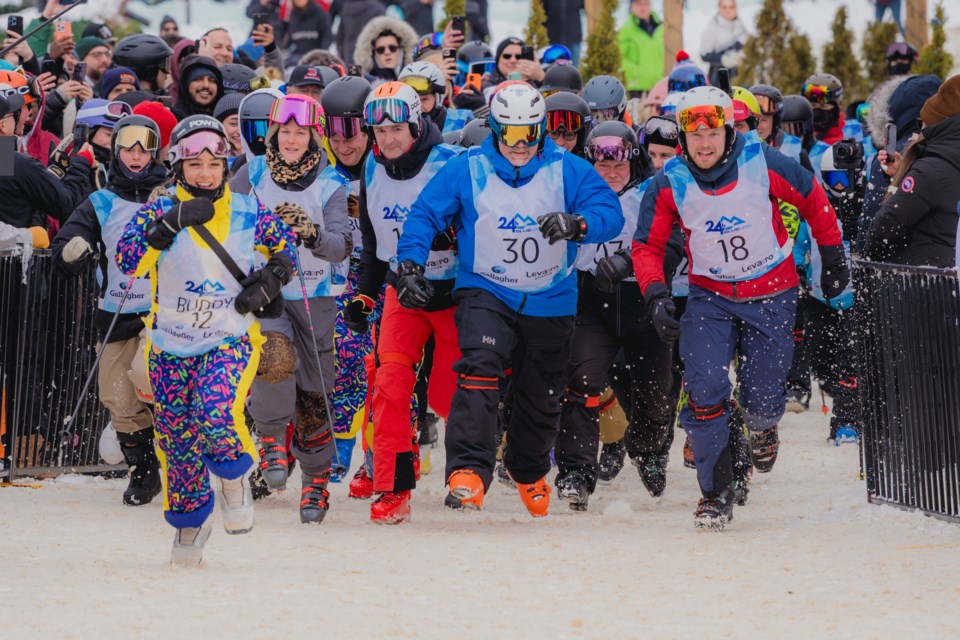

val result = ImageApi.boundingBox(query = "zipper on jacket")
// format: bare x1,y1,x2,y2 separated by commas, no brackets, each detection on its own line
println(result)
517,293,527,314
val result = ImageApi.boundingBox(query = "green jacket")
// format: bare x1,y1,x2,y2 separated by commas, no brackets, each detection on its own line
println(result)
25,18,94,59
618,13,665,92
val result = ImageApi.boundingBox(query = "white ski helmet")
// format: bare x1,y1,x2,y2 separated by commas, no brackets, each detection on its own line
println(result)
489,81,547,149
398,60,446,108
675,86,736,162
363,81,423,136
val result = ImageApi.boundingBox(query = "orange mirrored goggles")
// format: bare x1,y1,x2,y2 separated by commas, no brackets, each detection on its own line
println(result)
677,104,727,132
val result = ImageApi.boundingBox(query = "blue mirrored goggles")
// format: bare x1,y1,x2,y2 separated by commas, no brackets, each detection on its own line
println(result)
539,45,572,65
823,170,850,191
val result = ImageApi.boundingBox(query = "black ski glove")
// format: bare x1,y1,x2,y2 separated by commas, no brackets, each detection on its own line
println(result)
145,198,216,250
818,244,850,302
537,212,586,245
644,282,681,344
594,249,634,293
235,253,293,318
430,226,457,251
345,294,374,334
396,260,434,309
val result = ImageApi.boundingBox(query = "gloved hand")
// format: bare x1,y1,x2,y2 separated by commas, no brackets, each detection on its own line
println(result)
235,253,293,317
430,226,456,251
345,294,375,334
274,202,319,247
537,212,586,245
396,260,434,309
145,198,216,250
818,244,851,302
644,283,680,344
28,226,50,249
62,236,94,264
594,249,633,293
452,88,485,111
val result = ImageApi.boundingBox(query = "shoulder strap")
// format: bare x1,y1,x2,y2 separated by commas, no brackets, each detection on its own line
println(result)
192,223,248,285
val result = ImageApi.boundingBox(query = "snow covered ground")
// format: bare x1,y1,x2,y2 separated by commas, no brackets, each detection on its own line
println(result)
4,392,959,638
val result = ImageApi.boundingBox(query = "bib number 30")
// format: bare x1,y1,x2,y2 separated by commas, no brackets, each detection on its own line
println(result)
503,237,540,264
717,235,749,263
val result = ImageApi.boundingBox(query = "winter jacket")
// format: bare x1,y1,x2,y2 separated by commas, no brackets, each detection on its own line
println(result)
397,0,435,37
0,153,93,228
863,115,960,268
50,163,169,343
356,120,459,311
173,56,225,119
397,136,624,317
281,1,333,66
246,0,284,33
543,0,584,49
858,74,942,249
698,13,747,84
332,0,387,67
25,127,61,168
353,16,419,81
632,131,843,302
618,13,665,93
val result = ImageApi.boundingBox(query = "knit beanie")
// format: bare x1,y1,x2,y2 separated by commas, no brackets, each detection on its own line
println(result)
133,101,178,149
76,36,107,61
920,74,960,126
100,66,140,99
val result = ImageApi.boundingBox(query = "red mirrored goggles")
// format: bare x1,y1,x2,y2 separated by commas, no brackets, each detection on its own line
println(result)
546,110,583,133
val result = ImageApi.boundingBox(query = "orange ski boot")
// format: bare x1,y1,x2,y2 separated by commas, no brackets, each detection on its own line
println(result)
445,469,485,511
516,477,551,517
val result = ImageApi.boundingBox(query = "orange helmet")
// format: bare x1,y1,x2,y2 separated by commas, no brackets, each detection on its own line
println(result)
0,70,32,106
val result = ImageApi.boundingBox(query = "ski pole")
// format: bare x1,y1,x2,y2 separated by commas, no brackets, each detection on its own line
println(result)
290,249,342,470
60,273,136,451
0,0,89,59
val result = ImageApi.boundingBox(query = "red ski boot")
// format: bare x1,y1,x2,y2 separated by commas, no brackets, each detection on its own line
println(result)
348,465,374,500
370,491,411,524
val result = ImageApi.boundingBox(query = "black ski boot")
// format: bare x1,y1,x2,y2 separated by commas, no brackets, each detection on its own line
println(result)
632,452,668,497
749,426,780,473
597,440,627,483
118,429,162,506
694,487,736,531
418,412,440,448
556,471,590,512
300,469,331,524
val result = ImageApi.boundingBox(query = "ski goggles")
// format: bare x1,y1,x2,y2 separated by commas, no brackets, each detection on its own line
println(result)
490,119,544,147
781,120,804,137
270,97,324,134
585,136,635,162
539,45,572,65
402,75,443,96
84,101,133,122
886,42,916,59
856,103,871,124
414,33,444,58
326,115,363,139
678,105,729,132
591,107,620,123
754,94,782,115
175,130,230,160
113,125,160,152
802,83,837,105
823,170,850,191
241,119,270,143
643,117,680,142
364,98,411,126
546,109,583,133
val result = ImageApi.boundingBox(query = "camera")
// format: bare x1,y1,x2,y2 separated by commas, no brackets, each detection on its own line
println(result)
832,138,864,171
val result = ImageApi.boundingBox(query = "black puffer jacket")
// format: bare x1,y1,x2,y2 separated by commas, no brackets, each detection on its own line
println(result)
173,56,225,119
281,1,333,66
51,162,169,342
864,115,960,268
0,153,93,228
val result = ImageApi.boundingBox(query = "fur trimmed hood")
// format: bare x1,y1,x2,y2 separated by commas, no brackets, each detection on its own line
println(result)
353,16,419,75
866,74,942,148
298,49,346,69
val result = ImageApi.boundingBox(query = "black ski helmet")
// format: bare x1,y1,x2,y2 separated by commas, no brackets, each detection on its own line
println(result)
782,94,815,149
583,120,650,190
239,88,282,156
220,63,257,94
457,41,494,65
541,64,583,95
320,75,372,118
582,75,627,122
113,34,173,86
169,115,230,199
750,83,784,138
110,114,162,180
545,91,590,155
457,117,492,147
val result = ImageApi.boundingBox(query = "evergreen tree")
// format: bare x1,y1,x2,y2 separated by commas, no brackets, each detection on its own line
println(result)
914,3,954,79
525,0,550,51
739,0,816,92
437,0,467,32
821,6,865,102
861,21,899,93
580,0,623,81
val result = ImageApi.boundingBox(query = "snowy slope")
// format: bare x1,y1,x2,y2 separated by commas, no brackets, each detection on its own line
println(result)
4,392,959,638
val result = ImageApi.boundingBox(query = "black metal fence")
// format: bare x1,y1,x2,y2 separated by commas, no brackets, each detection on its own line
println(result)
1,249,117,479
855,260,960,522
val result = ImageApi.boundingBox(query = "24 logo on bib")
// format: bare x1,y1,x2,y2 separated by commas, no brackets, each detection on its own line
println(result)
498,214,538,233
705,216,747,235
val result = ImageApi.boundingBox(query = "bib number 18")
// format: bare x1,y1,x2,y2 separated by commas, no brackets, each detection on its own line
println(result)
717,235,749,263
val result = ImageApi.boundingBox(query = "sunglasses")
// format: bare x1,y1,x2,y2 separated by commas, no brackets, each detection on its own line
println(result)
548,129,578,142
500,53,520,60
375,44,400,55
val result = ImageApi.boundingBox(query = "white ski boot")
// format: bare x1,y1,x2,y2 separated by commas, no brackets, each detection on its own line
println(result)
171,524,212,567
